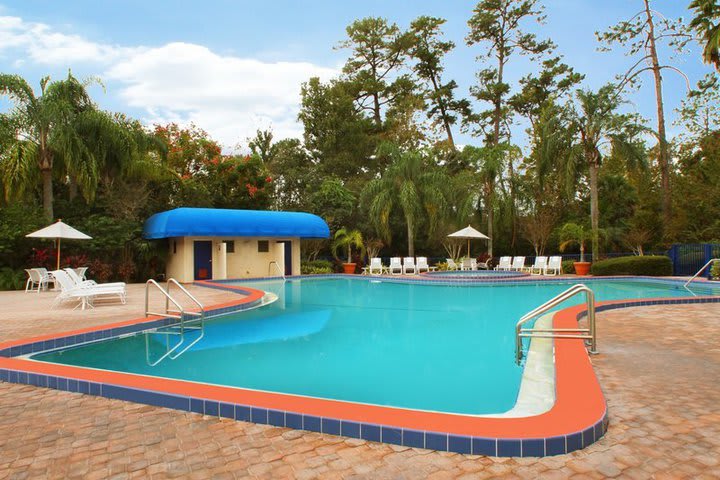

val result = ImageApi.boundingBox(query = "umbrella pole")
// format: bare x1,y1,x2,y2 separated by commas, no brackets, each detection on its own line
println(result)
57,237,61,270
467,239,470,258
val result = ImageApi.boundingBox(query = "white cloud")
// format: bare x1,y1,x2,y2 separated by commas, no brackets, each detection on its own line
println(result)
0,15,338,149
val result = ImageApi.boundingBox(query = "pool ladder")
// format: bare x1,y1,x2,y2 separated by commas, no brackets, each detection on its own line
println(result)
269,261,286,280
144,279,205,366
515,284,597,365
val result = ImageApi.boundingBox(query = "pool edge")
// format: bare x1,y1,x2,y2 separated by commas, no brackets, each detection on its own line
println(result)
1,278,717,456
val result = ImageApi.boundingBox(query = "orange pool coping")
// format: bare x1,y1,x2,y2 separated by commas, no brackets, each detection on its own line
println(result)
7,277,716,455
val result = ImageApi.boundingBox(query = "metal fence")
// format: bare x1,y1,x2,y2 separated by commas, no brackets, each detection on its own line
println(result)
668,243,720,277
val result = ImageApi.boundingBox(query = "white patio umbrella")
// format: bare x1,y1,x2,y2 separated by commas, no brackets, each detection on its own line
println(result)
26,220,92,270
447,225,490,257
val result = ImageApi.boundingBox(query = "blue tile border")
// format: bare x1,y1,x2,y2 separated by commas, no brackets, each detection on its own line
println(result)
0,364,610,457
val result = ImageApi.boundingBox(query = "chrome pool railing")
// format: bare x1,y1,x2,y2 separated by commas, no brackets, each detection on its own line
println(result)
684,258,719,288
515,284,597,365
144,278,205,366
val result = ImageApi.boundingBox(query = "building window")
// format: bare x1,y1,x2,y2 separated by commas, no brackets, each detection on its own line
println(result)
258,240,269,253
223,240,235,253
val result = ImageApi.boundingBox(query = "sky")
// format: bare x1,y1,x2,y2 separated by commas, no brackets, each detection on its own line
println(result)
0,1,714,152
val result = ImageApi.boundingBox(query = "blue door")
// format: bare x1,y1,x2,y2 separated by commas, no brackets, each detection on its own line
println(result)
194,241,212,280
283,241,292,275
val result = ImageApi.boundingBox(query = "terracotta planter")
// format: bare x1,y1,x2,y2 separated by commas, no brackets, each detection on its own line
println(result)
574,261,591,276
342,263,357,274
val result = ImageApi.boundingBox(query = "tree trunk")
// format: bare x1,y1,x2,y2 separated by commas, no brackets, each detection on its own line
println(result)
406,216,414,257
373,92,382,129
644,0,672,226
38,140,54,221
589,162,600,262
41,169,54,221
429,75,455,148
487,186,494,257
69,177,78,201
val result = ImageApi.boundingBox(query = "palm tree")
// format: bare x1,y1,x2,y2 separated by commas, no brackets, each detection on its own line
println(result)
558,222,593,263
362,145,449,256
568,85,645,261
459,144,514,257
331,228,365,264
0,72,119,219
690,0,720,70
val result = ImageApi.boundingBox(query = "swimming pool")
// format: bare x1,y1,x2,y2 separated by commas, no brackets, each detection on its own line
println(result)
29,277,717,416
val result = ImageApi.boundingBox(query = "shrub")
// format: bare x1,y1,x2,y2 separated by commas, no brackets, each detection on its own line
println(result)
590,255,672,276
88,259,114,283
0,267,25,291
435,261,450,271
711,260,720,280
562,260,575,274
301,259,334,275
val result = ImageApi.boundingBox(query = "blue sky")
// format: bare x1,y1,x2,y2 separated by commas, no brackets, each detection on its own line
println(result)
0,1,713,151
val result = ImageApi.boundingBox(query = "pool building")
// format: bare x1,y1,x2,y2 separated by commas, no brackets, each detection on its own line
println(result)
143,207,330,282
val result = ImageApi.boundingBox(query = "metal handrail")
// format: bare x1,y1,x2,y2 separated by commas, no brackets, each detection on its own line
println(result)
684,258,719,288
144,278,205,366
166,278,205,317
145,279,185,319
515,284,597,364
269,261,286,279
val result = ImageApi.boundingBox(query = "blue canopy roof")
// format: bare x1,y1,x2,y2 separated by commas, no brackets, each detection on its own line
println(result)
143,208,330,239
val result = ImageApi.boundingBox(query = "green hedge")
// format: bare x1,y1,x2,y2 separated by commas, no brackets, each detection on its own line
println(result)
590,255,672,276
301,259,334,274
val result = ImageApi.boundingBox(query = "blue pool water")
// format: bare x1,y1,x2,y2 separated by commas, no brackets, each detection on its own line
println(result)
31,278,718,415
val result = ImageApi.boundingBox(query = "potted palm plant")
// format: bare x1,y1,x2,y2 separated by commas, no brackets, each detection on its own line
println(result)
558,222,593,276
331,228,365,274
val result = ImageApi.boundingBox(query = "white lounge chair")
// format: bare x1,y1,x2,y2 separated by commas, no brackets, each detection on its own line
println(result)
527,256,548,275
511,256,526,271
545,256,563,276
389,257,403,275
494,256,512,271
461,257,477,271
52,270,126,310
416,257,430,273
368,257,385,275
403,257,416,275
446,259,459,271
64,268,126,290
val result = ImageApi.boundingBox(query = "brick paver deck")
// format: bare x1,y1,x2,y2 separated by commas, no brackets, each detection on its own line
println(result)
1,285,719,479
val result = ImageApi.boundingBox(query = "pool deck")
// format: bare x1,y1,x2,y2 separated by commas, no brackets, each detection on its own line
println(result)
1,281,719,478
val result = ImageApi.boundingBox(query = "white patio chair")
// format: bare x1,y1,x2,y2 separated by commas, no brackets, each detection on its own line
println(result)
527,256,548,275
416,257,430,273
545,256,563,276
446,259,459,271
494,256,512,271
73,267,88,282
461,258,477,271
25,269,43,293
510,256,526,271
389,257,403,275
368,257,385,275
402,257,417,275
